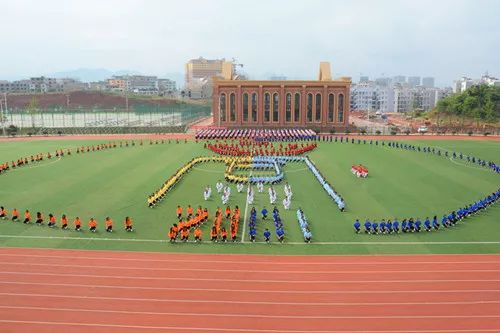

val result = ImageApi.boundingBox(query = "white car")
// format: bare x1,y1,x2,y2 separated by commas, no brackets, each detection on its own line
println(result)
417,126,428,134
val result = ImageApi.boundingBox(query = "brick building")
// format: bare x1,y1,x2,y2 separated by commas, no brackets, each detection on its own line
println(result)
212,62,351,131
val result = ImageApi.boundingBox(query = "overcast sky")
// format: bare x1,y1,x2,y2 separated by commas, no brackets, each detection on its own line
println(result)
1,0,499,86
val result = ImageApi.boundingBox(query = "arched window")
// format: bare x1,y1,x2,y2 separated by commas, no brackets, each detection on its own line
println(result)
315,93,322,122
272,93,279,122
229,93,236,122
328,93,335,122
307,93,313,122
338,93,344,123
285,93,292,122
251,93,258,122
243,93,249,122
294,93,300,122
219,93,226,122
264,93,271,122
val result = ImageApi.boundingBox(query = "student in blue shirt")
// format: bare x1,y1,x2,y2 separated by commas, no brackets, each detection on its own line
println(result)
364,220,372,234
261,207,268,220
424,218,431,231
249,228,257,242
415,219,422,232
441,215,449,228
408,219,415,232
386,220,393,234
392,220,400,233
381,221,388,234
263,229,271,243
276,228,285,243
432,216,439,230
401,219,408,233
353,219,361,233
372,222,379,234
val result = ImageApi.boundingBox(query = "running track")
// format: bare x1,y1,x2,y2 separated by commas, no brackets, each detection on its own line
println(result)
0,248,500,332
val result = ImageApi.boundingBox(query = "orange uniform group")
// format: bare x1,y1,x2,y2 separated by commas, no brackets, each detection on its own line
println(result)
169,205,210,243
169,205,240,243
1,207,134,233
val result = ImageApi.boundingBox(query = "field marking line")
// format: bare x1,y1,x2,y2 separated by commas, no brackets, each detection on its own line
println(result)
4,261,500,274
2,253,499,265
1,281,499,295
2,234,500,245
0,305,498,320
6,157,62,172
241,170,253,243
1,320,498,333
1,271,499,284
2,292,500,306
192,166,222,173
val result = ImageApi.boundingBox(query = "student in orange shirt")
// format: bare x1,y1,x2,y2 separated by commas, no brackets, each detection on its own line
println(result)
172,223,178,235
35,212,44,225
181,227,189,242
186,205,193,218
61,214,68,230
168,227,176,242
177,220,184,231
12,208,19,222
0,206,6,219
194,227,202,243
225,206,231,219
210,226,218,242
124,216,133,232
74,217,82,231
88,218,97,232
231,223,237,242
176,206,183,219
220,227,228,242
47,214,56,228
23,210,31,224
203,208,209,222
105,217,113,232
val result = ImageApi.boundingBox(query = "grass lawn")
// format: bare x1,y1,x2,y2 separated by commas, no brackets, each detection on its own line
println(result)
0,138,499,255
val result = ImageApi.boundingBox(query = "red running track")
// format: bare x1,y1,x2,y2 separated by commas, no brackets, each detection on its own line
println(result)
0,248,500,332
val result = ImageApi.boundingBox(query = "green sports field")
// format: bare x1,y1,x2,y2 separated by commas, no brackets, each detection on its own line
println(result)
0,137,499,255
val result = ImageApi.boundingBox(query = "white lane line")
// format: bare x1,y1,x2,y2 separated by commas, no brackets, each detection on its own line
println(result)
0,319,497,333
1,292,500,306
0,305,498,320
2,261,500,274
241,172,252,244
1,270,499,284
2,234,500,245
2,281,499,295
1,253,499,265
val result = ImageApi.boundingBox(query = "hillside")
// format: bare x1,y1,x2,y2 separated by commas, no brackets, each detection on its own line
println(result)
5,91,185,110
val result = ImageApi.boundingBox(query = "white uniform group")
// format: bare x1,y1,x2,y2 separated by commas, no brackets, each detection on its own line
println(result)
208,181,292,209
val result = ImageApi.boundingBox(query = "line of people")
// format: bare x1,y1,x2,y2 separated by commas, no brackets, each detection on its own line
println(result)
296,208,312,243
305,157,345,211
353,189,500,234
206,140,317,156
0,207,133,232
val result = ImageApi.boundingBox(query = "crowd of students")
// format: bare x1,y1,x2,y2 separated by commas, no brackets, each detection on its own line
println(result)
205,140,317,156
168,205,239,243
296,208,312,243
351,164,369,178
195,128,316,141
353,189,500,235
0,207,133,232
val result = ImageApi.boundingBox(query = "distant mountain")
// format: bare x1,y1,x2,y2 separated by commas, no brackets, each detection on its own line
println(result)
47,68,140,82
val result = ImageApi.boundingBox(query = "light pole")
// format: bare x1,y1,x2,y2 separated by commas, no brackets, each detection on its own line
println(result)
1,93,6,136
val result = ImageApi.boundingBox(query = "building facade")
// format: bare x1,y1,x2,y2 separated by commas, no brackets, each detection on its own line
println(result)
212,62,351,130
185,57,225,88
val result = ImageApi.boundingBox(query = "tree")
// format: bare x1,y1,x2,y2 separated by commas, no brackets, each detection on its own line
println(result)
6,124,17,137
27,96,39,129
